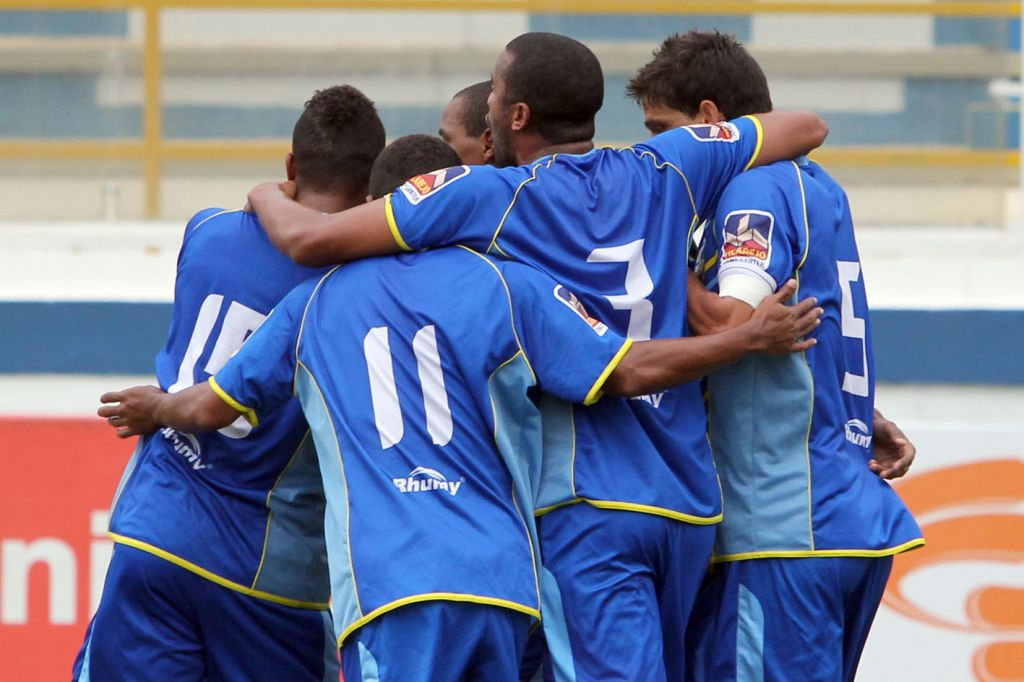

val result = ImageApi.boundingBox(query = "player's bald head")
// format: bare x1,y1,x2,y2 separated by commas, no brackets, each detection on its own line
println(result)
496,33,603,146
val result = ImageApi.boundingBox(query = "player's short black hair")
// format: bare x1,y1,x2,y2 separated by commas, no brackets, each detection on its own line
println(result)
626,30,772,119
292,85,386,197
503,32,603,144
368,134,462,199
452,81,491,138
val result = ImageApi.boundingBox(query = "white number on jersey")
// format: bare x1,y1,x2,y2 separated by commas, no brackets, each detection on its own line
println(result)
363,324,453,450
588,239,654,340
169,294,267,438
837,260,869,397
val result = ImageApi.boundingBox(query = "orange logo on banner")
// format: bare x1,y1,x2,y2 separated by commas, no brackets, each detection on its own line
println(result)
886,459,1024,682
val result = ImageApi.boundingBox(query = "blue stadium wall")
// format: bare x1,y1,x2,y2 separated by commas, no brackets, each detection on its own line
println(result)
3,302,1022,384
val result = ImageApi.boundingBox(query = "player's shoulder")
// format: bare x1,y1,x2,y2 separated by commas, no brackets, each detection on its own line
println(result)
719,161,795,207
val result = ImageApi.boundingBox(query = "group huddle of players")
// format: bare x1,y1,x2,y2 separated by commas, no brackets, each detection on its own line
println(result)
73,30,923,682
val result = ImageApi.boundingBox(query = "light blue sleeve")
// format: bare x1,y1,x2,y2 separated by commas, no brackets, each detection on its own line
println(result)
385,165,512,251
210,275,321,426
499,260,633,406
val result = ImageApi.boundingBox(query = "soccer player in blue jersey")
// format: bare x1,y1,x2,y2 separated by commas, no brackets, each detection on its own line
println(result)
73,86,385,682
627,30,924,681
97,253,821,682
440,81,494,165
246,32,828,681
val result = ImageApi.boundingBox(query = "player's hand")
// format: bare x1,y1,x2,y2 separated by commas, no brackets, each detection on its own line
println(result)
869,409,916,479
247,180,297,213
98,386,164,438
746,279,822,355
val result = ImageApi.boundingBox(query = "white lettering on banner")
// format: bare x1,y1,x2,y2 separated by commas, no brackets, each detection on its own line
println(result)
1,509,112,626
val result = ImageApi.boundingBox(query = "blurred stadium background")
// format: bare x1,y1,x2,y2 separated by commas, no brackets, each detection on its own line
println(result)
0,2,1022,680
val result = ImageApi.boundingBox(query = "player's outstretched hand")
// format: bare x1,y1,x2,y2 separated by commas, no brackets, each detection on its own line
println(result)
869,409,916,479
98,386,164,438
747,279,822,355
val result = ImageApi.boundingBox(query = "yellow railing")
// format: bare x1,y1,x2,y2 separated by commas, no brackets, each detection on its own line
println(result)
0,0,1019,217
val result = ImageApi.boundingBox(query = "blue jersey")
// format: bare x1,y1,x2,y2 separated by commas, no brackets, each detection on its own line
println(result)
696,159,924,560
385,117,764,523
211,248,631,646
108,208,331,608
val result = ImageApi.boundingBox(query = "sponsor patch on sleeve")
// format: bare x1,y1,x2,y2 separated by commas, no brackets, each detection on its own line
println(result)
398,165,471,205
682,122,740,143
553,285,608,336
721,209,774,267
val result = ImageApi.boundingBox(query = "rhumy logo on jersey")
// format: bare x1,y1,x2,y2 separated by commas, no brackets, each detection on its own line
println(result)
160,428,210,470
552,285,608,335
721,210,774,267
844,419,872,448
392,466,464,497
399,166,471,206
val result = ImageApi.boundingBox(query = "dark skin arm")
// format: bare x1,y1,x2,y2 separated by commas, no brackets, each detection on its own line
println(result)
248,110,828,268
604,279,820,397
98,383,239,438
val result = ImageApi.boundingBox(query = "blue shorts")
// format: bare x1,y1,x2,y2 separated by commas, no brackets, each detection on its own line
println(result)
538,503,716,682
73,544,337,682
685,556,894,682
341,600,531,682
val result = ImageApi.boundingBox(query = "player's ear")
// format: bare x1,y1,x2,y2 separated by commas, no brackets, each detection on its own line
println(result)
285,152,297,182
698,99,726,124
509,102,530,132
480,128,495,165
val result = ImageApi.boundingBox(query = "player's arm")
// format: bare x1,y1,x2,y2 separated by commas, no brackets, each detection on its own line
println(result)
98,383,239,438
604,279,819,397
687,269,757,335
751,110,828,166
248,182,400,267
869,408,916,479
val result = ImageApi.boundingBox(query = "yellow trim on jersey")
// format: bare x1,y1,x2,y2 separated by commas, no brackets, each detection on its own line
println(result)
487,160,545,255
711,538,926,563
250,429,312,590
742,114,765,171
292,266,341,391
208,377,259,428
338,593,541,647
383,193,413,252
583,338,634,406
618,146,699,221
109,533,330,610
534,496,723,525
701,251,719,277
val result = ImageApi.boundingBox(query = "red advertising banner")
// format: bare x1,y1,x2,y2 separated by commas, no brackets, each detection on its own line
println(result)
0,417,131,682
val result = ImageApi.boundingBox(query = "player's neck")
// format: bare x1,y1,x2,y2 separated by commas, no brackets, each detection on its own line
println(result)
519,139,594,165
294,188,361,215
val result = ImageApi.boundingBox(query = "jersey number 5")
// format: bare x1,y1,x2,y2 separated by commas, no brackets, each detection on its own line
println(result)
837,260,869,397
169,294,267,438
363,325,453,450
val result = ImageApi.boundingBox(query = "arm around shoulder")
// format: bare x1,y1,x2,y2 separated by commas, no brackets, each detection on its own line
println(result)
751,110,828,167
